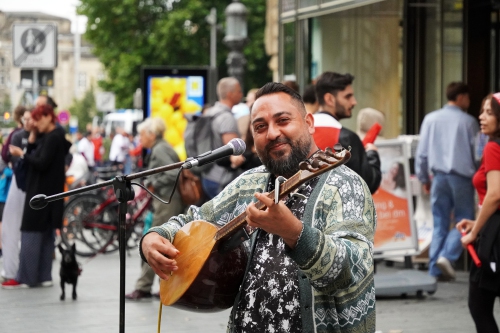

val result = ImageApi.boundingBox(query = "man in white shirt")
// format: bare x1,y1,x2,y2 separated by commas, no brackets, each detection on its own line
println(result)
109,127,130,166
77,131,95,168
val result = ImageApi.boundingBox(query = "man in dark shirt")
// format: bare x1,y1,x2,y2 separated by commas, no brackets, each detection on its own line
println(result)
313,72,381,193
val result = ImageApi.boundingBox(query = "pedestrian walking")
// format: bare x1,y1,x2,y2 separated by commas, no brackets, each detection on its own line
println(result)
415,81,479,281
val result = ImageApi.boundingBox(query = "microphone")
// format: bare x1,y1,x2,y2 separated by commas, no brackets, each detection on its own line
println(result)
30,194,48,210
182,138,246,169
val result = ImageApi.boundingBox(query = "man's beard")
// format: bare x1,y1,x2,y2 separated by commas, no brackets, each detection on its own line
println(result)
257,136,312,178
335,101,352,120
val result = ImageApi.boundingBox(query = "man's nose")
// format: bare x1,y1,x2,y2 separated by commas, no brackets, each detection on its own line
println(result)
266,123,281,140
352,97,358,107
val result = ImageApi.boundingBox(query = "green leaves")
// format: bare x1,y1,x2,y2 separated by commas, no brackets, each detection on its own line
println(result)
79,0,271,108
69,85,97,132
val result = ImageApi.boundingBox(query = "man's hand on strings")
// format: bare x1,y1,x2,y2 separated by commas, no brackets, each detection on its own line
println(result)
141,232,180,280
246,192,303,249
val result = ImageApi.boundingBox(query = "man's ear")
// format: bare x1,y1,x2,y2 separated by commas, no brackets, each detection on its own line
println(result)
305,112,315,135
324,92,336,107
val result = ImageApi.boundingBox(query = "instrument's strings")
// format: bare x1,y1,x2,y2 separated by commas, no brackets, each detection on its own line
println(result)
169,178,299,262
168,152,348,268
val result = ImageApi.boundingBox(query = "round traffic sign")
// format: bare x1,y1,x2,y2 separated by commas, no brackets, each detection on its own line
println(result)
58,110,70,125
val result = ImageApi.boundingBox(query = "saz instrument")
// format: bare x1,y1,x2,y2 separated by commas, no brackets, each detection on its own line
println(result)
159,145,351,312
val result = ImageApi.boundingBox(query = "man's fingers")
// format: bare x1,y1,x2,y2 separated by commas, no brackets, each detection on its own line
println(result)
254,192,274,207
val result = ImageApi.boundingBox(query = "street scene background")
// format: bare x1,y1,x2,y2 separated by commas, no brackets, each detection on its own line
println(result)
0,250,496,333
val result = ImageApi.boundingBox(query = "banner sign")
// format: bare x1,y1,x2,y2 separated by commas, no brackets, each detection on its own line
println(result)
373,139,417,256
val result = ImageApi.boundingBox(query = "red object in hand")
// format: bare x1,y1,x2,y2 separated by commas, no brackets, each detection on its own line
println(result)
362,122,382,147
461,230,482,267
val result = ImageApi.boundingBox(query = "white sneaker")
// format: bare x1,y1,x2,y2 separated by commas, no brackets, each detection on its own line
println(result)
436,257,456,280
39,281,53,287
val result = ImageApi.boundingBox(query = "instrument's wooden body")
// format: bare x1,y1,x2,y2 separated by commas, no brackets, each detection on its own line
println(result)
159,221,247,312
159,146,351,312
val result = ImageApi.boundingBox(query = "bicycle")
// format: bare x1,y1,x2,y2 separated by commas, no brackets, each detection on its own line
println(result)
61,183,152,257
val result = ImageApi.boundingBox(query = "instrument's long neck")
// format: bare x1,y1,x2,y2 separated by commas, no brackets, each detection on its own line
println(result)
214,172,301,241
213,147,350,242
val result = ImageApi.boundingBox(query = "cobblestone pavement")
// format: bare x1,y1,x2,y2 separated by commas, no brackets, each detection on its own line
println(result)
0,249,498,333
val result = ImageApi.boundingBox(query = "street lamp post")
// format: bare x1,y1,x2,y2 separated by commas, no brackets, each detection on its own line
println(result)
223,0,248,91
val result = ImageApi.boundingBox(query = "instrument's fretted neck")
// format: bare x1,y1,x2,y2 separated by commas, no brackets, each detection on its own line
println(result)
213,147,351,242
214,173,301,241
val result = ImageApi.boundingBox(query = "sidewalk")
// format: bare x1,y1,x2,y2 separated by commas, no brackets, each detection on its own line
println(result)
0,249,498,332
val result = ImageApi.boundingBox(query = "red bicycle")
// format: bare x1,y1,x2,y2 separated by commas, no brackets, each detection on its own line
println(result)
61,184,152,257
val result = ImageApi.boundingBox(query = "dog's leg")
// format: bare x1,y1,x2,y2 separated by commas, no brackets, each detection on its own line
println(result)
72,281,77,300
60,280,65,301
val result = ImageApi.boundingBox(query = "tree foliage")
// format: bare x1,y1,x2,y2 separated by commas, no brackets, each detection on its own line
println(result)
69,85,97,132
78,0,272,108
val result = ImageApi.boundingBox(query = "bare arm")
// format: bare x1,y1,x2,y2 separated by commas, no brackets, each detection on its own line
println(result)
457,170,500,245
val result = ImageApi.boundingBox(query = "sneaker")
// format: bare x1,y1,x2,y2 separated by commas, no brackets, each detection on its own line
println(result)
2,279,29,289
125,290,152,301
39,281,53,287
436,257,456,280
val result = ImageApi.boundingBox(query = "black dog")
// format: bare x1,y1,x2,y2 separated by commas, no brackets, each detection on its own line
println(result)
58,243,81,301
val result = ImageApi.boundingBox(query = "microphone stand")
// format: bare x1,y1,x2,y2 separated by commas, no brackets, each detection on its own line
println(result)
30,160,187,333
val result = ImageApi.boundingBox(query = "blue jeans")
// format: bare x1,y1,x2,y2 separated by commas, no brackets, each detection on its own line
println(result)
428,173,475,277
201,178,220,200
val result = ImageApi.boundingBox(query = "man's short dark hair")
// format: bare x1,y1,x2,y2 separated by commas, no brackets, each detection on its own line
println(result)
315,72,355,105
254,82,306,116
446,82,469,101
302,84,317,104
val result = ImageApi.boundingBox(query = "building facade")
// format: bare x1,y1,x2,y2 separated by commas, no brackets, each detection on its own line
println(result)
0,11,103,111
274,0,500,136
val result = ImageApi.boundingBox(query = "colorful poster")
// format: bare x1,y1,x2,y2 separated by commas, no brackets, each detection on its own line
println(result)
373,140,417,254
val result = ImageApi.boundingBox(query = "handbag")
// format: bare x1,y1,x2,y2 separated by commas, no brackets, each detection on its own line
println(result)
13,157,28,191
177,169,203,206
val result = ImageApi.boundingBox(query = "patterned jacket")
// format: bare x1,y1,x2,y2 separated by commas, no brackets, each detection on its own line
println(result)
144,164,377,333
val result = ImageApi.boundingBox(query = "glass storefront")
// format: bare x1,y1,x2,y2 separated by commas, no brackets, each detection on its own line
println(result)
309,0,404,138
278,0,483,136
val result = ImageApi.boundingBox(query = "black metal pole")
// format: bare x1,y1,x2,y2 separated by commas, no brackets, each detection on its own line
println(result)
29,161,186,333
112,176,135,333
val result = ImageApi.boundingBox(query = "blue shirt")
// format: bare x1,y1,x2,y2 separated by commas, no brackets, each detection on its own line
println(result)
0,167,13,203
415,104,479,183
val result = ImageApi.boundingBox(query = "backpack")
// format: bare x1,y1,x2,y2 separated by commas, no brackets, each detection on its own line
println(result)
184,112,225,175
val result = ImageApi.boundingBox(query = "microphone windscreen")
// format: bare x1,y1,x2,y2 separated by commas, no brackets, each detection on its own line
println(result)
230,138,246,155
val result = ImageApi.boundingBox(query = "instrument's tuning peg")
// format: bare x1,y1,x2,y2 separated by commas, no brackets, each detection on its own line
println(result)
333,143,343,153
299,160,317,172
325,147,335,158
299,161,310,170
310,159,320,168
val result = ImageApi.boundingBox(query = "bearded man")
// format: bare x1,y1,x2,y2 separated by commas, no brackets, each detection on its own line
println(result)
140,82,377,333
313,72,381,193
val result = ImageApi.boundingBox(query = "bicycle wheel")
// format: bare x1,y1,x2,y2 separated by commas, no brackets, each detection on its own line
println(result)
61,194,118,256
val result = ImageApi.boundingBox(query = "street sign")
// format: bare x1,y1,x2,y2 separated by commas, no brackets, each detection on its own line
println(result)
96,92,116,112
13,23,58,68
69,116,78,134
57,110,70,125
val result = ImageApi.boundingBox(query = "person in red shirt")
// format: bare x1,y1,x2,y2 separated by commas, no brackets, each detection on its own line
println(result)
457,93,500,333
91,129,103,166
